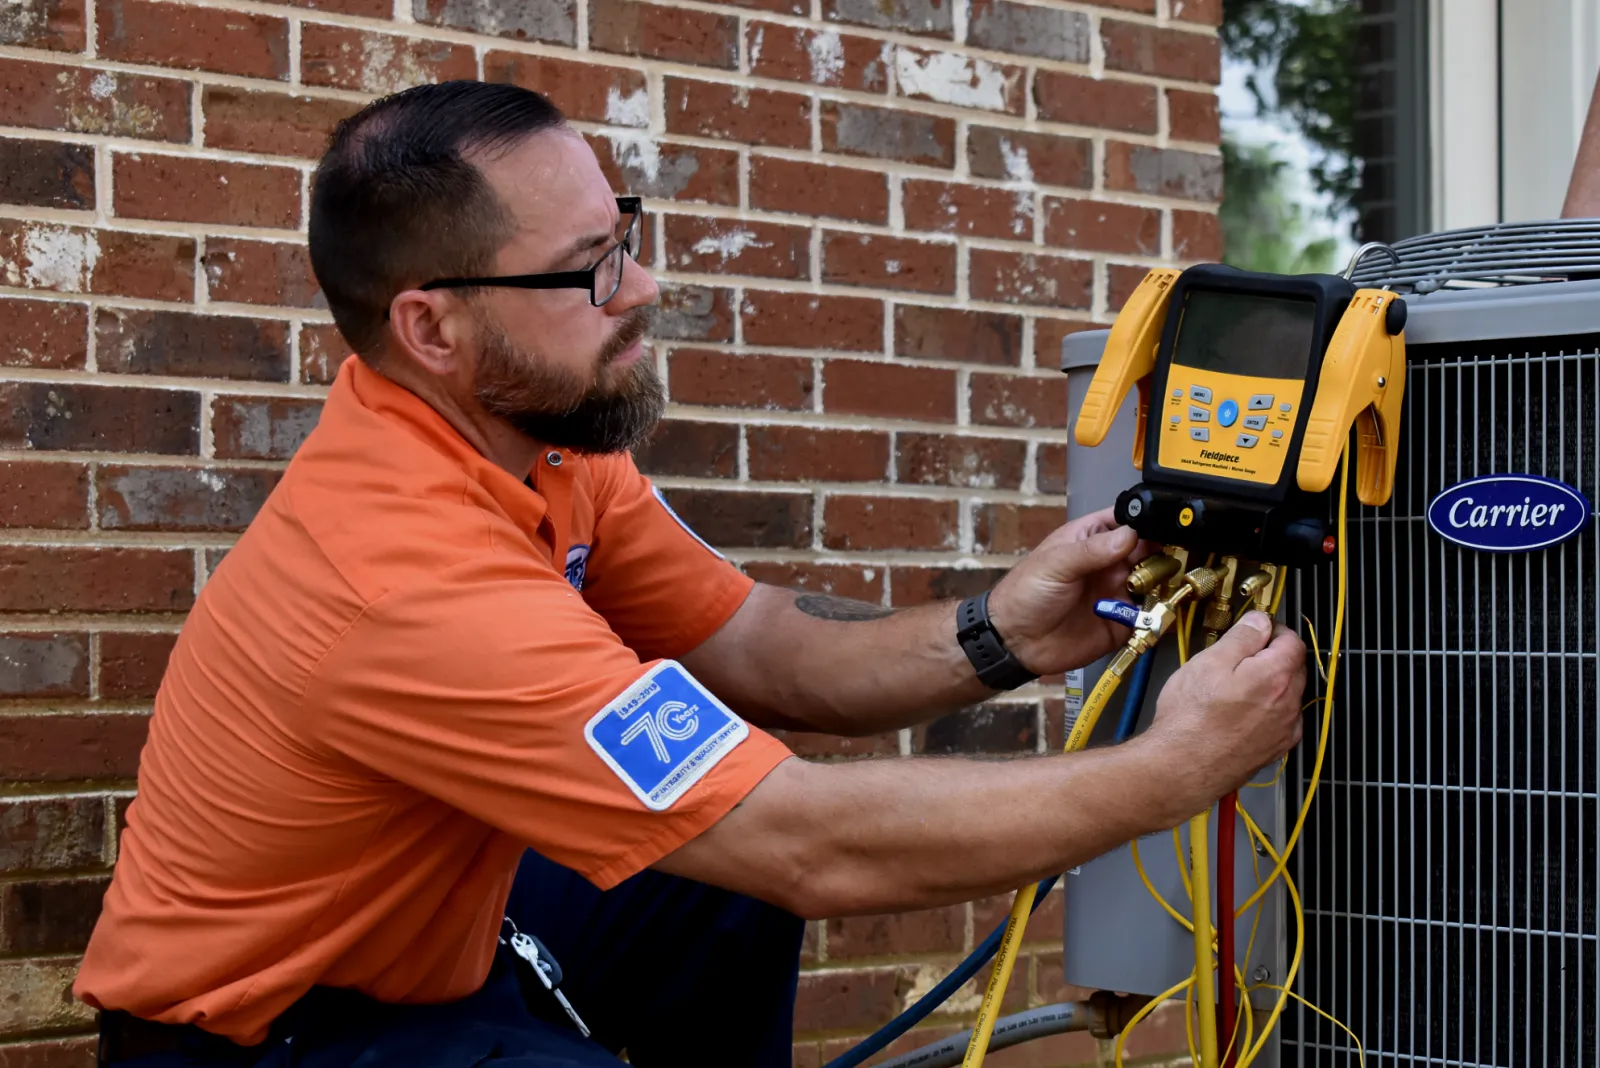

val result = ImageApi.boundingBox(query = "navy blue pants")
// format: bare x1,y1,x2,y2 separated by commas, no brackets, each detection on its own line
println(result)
110,851,805,1067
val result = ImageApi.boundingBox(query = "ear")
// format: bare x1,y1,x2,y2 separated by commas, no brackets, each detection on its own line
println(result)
386,288,473,376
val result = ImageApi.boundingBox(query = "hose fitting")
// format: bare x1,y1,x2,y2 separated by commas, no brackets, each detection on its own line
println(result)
1202,557,1240,647
1086,991,1152,1040
1126,553,1181,598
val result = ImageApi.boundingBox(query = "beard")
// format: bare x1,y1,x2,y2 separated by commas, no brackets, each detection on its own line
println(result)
472,306,666,455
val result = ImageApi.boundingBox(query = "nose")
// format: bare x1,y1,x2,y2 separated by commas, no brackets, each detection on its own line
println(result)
610,252,659,314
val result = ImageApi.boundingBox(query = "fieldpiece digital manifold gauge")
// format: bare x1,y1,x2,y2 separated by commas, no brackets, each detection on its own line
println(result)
1075,263,1410,563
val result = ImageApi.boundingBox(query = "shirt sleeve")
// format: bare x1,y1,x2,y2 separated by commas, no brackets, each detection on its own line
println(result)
579,454,756,661
303,551,791,890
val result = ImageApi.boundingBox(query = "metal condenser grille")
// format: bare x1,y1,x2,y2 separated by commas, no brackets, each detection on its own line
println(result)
1283,333,1600,1067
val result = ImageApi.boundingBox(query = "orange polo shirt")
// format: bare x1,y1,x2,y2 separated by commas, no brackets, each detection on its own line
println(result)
75,357,791,1045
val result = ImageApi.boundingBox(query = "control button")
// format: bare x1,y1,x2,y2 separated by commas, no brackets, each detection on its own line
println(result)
1217,399,1239,427
1172,388,1184,400
1170,415,1181,426
1190,386,1213,404
1280,402,1292,413
1243,414,1268,431
1189,406,1211,422
1190,427,1210,442
1178,506,1195,527
1271,429,1284,439
1248,394,1275,410
1236,433,1259,448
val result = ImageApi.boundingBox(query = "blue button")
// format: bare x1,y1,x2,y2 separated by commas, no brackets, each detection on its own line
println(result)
1217,399,1239,427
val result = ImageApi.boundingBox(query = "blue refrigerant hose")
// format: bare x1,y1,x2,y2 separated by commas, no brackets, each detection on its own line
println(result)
1112,650,1154,743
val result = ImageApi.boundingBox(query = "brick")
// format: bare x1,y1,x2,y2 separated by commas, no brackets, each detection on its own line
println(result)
212,396,323,460
1169,87,1221,143
0,462,89,529
204,239,321,309
821,102,954,167
740,291,883,352
969,372,1067,430
654,284,735,341
660,488,811,549
414,0,574,45
98,0,289,79
896,432,1026,489
0,712,150,781
262,0,390,16
99,631,178,699
0,139,93,210
114,153,300,229
0,878,108,955
0,553,190,613
916,700,1039,753
967,127,1091,189
0,58,190,142
1174,208,1223,261
893,46,1023,114
668,349,813,410
904,180,1035,240
96,308,291,381
970,249,1092,309
484,53,647,126
1081,0,1153,10
588,135,739,205
664,216,810,280
1033,70,1157,134
1043,197,1160,255
0,299,87,369
720,0,803,14
0,0,86,50
895,305,1021,366
0,797,106,873
665,78,810,149
632,420,738,479
822,495,958,551
1172,0,1221,23
590,0,737,69
0,222,194,302
0,959,96,1037
793,968,908,1033
773,730,899,759
0,633,88,698
740,561,884,601
748,426,890,483
1102,20,1221,83
1031,317,1096,370
974,887,1063,944
890,564,1007,605
823,233,955,295
749,157,888,225
968,0,1089,62
823,0,950,36
0,382,199,455
826,906,964,958
201,87,361,159
0,1034,97,1068
746,22,890,92
300,323,349,384
1107,262,1151,311
1035,443,1065,494
204,549,230,582
823,360,955,422
96,465,279,532
973,502,1062,554
300,24,476,94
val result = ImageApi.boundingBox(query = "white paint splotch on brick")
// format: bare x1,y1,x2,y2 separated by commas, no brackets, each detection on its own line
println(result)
893,47,1011,112
997,138,1032,183
807,30,844,83
605,84,650,128
692,229,771,261
14,225,100,292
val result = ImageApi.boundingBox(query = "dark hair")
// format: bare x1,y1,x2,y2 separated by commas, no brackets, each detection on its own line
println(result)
308,81,567,359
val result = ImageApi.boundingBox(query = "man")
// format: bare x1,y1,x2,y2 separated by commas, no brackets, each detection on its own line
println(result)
76,81,1306,1067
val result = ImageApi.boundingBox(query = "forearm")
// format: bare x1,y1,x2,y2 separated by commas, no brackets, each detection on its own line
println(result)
686,586,990,736
658,739,1204,919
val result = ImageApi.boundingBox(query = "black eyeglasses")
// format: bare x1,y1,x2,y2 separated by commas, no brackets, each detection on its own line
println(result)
419,197,645,308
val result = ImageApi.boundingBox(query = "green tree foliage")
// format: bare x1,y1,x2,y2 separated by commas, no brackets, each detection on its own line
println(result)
1219,139,1339,273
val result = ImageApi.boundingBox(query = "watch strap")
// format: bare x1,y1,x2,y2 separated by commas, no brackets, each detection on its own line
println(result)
956,590,1038,691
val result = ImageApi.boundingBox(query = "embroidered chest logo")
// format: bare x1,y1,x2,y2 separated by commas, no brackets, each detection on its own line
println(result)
565,545,591,590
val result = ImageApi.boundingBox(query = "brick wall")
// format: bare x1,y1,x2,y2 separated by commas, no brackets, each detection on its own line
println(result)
0,0,1222,1060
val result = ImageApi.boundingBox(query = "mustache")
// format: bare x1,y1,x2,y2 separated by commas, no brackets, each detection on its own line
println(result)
598,307,654,366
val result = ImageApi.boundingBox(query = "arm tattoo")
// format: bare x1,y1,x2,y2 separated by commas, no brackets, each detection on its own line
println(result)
794,593,895,622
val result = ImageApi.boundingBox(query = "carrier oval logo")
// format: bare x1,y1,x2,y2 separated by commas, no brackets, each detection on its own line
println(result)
1427,475,1590,553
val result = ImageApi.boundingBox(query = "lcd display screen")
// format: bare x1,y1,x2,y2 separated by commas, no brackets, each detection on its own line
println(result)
1170,290,1318,379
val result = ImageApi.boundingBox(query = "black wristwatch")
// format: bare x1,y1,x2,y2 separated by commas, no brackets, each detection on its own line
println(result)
956,590,1038,691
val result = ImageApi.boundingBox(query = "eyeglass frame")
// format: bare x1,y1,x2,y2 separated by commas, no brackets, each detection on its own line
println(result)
415,197,645,308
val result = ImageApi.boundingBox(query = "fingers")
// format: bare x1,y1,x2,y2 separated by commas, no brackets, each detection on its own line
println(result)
1196,610,1273,668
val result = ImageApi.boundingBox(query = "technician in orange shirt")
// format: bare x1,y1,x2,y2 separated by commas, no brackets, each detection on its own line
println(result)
77,81,1307,1067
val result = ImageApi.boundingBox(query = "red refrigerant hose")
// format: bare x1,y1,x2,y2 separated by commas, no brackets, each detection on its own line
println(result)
1217,790,1237,1067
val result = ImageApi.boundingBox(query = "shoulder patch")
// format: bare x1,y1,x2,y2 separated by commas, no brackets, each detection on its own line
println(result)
651,486,727,560
584,661,749,811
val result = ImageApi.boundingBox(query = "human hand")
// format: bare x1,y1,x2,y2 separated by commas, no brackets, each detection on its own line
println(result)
1141,612,1307,813
983,508,1150,677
